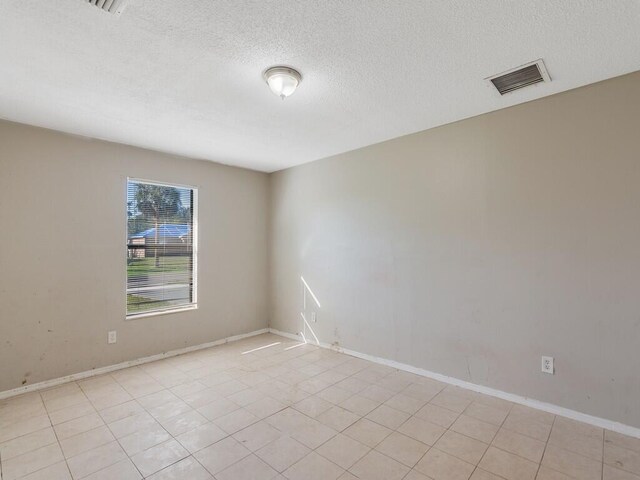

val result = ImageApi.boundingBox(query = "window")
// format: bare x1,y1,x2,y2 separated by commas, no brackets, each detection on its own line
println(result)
126,179,197,317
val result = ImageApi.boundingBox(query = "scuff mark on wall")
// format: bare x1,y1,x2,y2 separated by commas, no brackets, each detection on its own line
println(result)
333,327,342,349
467,355,489,383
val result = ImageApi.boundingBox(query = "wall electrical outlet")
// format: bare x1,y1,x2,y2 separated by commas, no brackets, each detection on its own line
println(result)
311,312,317,323
541,356,554,374
108,331,117,344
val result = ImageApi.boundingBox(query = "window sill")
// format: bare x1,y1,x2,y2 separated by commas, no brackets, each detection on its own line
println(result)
126,304,197,320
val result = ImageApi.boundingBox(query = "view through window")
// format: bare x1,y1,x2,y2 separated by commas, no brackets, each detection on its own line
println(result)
126,179,196,316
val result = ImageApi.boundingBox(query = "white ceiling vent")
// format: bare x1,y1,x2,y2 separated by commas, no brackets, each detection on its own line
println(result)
487,59,551,95
85,0,129,16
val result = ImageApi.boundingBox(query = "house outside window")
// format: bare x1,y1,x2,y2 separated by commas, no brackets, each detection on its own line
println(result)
126,179,197,317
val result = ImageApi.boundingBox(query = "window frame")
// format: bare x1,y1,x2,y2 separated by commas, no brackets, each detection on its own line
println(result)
125,177,198,320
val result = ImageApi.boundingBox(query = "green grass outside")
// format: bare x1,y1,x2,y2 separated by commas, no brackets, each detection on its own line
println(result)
126,294,173,313
127,256,191,276
126,256,191,314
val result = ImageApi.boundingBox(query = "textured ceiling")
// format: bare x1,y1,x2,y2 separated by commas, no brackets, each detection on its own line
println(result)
0,1,639,172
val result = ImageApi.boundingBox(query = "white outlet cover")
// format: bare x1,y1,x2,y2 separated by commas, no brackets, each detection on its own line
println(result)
108,331,117,344
542,356,554,374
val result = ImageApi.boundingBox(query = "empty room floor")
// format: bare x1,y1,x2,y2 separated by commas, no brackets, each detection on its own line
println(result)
0,333,638,480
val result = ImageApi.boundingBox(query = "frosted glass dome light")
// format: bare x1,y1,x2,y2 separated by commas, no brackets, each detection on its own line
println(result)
263,66,302,99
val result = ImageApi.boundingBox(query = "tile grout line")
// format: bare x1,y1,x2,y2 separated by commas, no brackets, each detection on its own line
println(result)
466,395,515,480
98,382,210,477
99,340,314,478
27,363,384,480
71,376,143,479
282,334,616,478
274,328,640,441
393,384,546,475
254,342,414,477
401,388,552,471
345,372,449,478
299,345,439,477
534,414,556,479
0,329,271,402
366,389,482,475
6,353,510,479
3,334,630,480
174,345,332,477
41,388,74,480
541,416,612,474
250,346,379,478
601,428,605,480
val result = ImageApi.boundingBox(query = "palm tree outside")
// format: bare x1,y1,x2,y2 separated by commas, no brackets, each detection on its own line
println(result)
134,184,182,267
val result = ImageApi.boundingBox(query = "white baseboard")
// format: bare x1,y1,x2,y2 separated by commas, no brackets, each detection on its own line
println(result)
269,328,640,439
269,328,302,342
0,328,269,400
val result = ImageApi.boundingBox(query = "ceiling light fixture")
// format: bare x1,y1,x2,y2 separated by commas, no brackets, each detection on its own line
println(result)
263,66,302,99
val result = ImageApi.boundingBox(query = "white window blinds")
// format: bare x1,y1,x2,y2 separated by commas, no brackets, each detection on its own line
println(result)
126,179,196,316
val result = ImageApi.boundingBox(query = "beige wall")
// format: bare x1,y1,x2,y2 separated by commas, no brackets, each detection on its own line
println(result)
0,121,269,392
1,72,639,428
269,72,640,428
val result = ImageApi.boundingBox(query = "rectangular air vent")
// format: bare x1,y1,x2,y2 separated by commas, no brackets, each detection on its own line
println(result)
85,0,129,16
487,60,550,95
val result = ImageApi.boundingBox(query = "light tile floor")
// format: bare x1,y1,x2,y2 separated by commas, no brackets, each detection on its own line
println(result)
1,333,639,480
